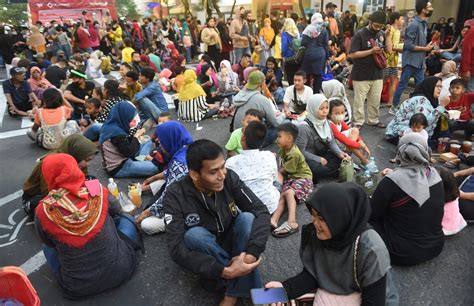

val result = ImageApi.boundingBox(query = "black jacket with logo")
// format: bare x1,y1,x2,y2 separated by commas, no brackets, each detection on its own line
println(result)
163,169,271,280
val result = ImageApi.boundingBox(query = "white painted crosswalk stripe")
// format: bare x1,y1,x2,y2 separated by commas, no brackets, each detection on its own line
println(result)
0,190,23,208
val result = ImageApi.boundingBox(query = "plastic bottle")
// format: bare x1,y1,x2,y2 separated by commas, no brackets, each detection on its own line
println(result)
108,178,119,198
128,185,142,208
364,170,374,189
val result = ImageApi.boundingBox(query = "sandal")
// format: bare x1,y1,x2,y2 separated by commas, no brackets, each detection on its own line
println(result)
270,221,278,231
272,221,299,238
367,122,386,128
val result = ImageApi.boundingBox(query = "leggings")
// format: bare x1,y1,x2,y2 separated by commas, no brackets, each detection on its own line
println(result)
305,151,341,182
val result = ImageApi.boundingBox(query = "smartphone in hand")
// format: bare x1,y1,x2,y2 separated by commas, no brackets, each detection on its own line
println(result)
251,288,289,305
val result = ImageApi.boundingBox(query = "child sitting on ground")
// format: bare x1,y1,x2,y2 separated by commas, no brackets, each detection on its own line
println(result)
79,98,102,131
269,79,285,108
446,79,474,139
329,99,370,165
271,123,313,238
27,88,80,149
225,109,263,157
147,112,174,171
390,113,429,163
159,68,173,92
438,167,467,235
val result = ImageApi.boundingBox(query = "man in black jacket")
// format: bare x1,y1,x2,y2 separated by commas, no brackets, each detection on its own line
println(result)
163,139,271,306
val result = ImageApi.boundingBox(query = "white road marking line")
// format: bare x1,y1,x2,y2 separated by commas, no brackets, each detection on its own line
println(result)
21,117,34,128
9,216,28,241
0,128,28,139
0,239,17,248
20,250,46,275
0,224,13,229
0,190,23,208
0,85,6,128
8,208,20,225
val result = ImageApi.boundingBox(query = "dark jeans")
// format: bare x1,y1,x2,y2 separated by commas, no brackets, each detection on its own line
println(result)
308,74,323,94
183,212,262,298
22,194,44,218
306,151,341,181
392,65,424,107
263,127,277,147
449,119,474,138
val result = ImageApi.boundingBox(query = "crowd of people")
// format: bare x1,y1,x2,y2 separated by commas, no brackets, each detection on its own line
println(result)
1,0,474,304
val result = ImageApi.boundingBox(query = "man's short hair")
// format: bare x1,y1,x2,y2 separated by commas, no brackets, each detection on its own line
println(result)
277,123,299,141
131,51,140,58
140,67,155,82
450,78,466,88
389,12,402,24
242,54,251,60
415,0,429,14
126,70,139,81
187,139,223,173
294,70,307,79
244,108,263,121
244,121,267,150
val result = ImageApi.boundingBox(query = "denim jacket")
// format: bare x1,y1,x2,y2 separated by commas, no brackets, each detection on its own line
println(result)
402,16,428,69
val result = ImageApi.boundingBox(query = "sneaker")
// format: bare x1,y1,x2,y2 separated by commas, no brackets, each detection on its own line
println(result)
388,107,397,115
26,129,37,141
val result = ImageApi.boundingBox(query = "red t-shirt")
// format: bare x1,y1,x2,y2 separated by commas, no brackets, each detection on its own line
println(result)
446,93,474,120
76,28,91,49
329,120,362,149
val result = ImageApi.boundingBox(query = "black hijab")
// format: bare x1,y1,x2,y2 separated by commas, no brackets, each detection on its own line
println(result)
199,64,212,83
410,76,441,108
305,182,371,251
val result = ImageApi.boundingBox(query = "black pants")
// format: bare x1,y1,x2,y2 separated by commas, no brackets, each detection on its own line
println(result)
22,193,44,218
206,45,221,69
283,61,300,86
449,119,474,138
305,151,341,182
307,74,322,94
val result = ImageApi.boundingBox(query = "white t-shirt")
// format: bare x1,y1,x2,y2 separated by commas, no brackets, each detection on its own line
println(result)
403,128,429,142
283,85,313,113
226,149,280,214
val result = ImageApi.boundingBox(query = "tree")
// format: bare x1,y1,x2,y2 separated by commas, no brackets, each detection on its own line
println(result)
229,0,236,18
210,0,223,18
1,2,28,24
115,0,140,20
298,0,308,25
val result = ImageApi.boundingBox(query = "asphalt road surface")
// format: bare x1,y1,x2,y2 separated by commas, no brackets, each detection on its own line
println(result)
0,67,473,305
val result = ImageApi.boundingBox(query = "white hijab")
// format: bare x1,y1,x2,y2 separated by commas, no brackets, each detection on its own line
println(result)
306,94,333,140
322,79,352,123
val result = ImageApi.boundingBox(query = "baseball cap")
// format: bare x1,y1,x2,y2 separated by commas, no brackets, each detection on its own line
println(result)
246,70,265,90
10,67,27,76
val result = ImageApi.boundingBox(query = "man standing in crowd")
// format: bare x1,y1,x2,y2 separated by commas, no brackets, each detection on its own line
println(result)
75,22,92,53
325,2,340,42
229,10,251,65
4,67,40,117
461,25,474,92
342,10,356,36
349,10,386,129
164,139,270,306
390,0,434,114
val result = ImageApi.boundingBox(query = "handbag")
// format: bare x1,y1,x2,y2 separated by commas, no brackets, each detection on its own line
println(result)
295,235,362,305
292,85,307,114
322,64,334,81
339,159,356,183
369,38,387,69
285,46,306,66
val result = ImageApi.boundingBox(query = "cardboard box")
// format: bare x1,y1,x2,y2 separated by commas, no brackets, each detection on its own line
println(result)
440,152,460,163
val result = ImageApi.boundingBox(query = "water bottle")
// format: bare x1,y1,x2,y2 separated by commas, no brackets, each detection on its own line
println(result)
364,170,374,189
108,178,119,198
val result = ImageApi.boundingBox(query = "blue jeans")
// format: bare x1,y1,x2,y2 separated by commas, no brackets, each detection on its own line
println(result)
137,97,163,123
185,47,192,63
392,65,425,107
59,44,72,59
183,212,262,297
233,47,251,65
115,141,159,178
83,122,102,141
43,244,60,274
263,127,277,147
441,51,461,63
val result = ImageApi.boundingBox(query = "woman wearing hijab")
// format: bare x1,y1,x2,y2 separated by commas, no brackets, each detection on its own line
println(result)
27,26,47,54
282,18,302,86
28,66,52,99
178,70,217,122
322,79,352,125
435,60,457,100
140,54,158,73
385,76,450,144
198,64,220,104
22,134,99,217
201,17,222,67
370,133,445,266
301,13,330,94
35,153,137,299
217,59,240,95
100,102,158,178
296,94,350,181
261,56,283,87
266,183,398,304
135,121,193,235
259,18,275,67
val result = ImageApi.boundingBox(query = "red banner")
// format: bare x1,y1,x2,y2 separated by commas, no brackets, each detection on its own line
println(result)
28,0,117,23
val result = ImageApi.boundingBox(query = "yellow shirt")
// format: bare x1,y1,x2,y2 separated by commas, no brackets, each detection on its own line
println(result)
274,35,282,60
122,47,135,64
125,82,143,104
385,25,403,68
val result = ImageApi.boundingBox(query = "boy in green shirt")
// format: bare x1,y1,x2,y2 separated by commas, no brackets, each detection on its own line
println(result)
225,109,263,157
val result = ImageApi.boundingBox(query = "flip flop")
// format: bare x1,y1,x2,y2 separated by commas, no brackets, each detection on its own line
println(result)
367,122,386,128
272,221,299,238
270,222,278,231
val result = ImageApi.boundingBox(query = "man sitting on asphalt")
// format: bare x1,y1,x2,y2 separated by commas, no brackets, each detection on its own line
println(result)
3,67,40,117
63,67,95,119
45,58,68,89
164,139,271,306
232,53,252,84
134,67,168,124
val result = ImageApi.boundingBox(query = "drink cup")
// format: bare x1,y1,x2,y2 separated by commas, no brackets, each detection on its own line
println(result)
450,144,461,155
462,141,472,154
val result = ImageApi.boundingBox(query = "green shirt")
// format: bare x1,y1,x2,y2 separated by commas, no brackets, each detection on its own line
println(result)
225,128,243,154
279,144,313,180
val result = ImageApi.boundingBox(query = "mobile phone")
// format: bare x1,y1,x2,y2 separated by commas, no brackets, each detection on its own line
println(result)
250,288,289,305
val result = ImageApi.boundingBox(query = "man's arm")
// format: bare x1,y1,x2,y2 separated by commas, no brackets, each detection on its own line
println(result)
228,169,270,260
134,85,152,101
404,22,432,52
4,93,29,117
63,90,86,104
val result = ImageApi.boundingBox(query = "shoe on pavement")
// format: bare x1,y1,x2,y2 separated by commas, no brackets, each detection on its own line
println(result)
26,129,37,141
388,107,397,115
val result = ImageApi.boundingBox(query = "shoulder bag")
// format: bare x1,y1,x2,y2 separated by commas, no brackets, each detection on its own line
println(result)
369,38,387,69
